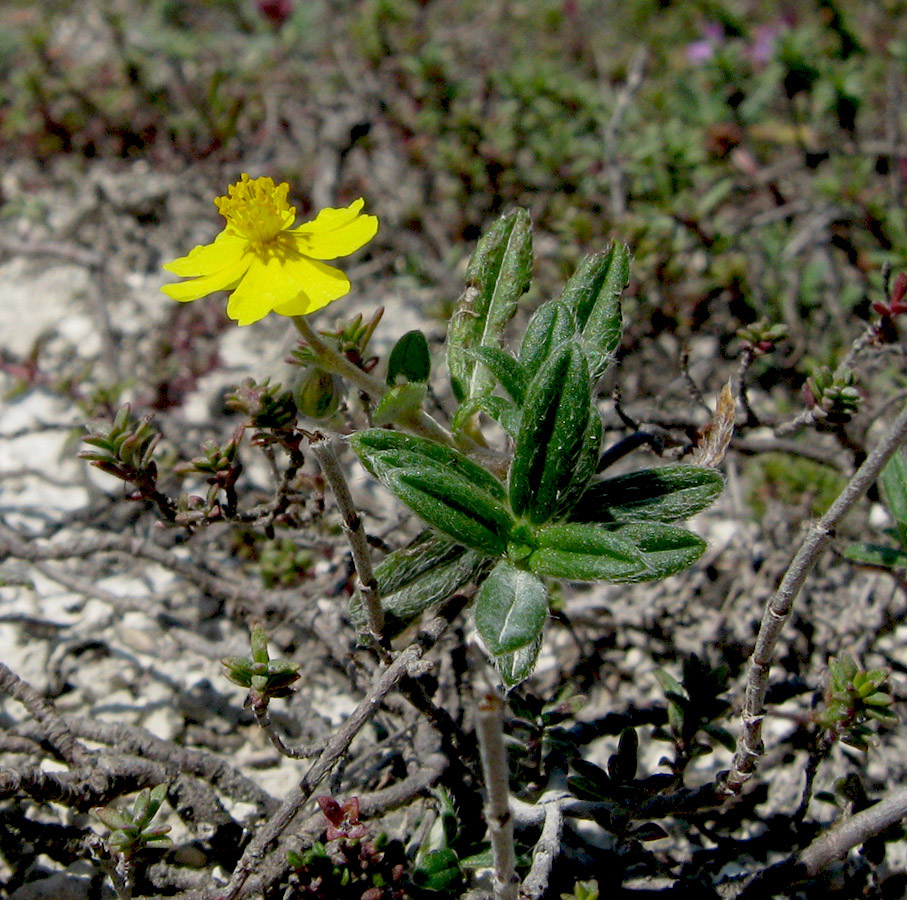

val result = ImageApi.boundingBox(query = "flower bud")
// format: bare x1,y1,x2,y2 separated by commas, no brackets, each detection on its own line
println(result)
293,367,342,420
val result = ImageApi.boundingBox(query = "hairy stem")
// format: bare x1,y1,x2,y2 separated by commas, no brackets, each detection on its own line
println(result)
292,315,452,445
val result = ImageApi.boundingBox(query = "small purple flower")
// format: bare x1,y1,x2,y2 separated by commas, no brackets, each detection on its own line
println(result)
686,23,724,65
747,24,780,66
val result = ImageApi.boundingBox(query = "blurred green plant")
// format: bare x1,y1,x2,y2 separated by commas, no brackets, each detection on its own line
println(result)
746,453,847,519
845,450,907,571
653,655,735,776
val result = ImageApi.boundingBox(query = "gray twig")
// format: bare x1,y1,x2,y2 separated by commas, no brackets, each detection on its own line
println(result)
520,796,565,900
307,433,386,649
215,594,467,900
723,400,907,794
0,662,92,767
475,689,518,900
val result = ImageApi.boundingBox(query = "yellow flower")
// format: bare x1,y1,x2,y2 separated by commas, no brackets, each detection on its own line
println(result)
161,174,378,326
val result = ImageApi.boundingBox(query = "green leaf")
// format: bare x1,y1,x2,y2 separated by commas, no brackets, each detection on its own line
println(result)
561,243,628,381
350,533,488,635
94,807,132,831
528,523,648,582
609,728,638,783
509,342,592,524
387,329,431,384
552,409,603,518
846,543,907,570
568,758,612,801
879,451,907,545
496,632,543,689
465,346,528,405
476,561,548,655
448,208,533,403
351,429,507,500
132,788,152,825
518,300,577,376
373,382,428,426
147,784,168,820
607,522,707,581
452,395,522,438
571,465,724,524
385,467,513,555
413,848,462,890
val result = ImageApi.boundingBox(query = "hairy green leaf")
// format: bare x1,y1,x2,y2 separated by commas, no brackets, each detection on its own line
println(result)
448,209,533,403
571,465,724,524
495,632,543,689
387,329,431,385
351,429,507,501
518,300,577,377
509,342,591,524
528,523,648,581
475,561,548,655
607,522,707,581
350,533,488,635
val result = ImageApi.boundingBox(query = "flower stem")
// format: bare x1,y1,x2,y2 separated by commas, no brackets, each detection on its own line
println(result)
292,315,452,445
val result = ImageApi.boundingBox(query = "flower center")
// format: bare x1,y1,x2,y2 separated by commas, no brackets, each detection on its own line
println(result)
215,174,295,244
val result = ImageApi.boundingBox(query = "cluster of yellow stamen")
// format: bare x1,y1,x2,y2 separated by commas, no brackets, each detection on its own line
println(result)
214,174,295,244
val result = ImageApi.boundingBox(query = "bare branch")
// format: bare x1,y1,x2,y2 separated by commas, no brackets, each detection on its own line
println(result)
475,689,518,900
724,400,907,794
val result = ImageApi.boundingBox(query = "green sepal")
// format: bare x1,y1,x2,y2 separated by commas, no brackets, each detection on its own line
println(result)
528,523,648,582
571,465,724,524
387,329,431,385
351,429,507,501
518,300,577,377
606,522,707,581
475,561,548,656
495,632,543,689
465,346,528,405
373,382,428,426
561,242,628,381
509,341,591,524
350,533,489,636
448,208,533,403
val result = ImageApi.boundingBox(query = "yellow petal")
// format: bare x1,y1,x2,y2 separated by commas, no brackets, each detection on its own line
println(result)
224,255,311,325
161,255,250,302
163,231,248,277
292,199,379,260
271,257,352,317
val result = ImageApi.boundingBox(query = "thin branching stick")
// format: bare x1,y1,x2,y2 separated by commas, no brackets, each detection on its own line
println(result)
475,689,518,900
521,796,565,900
724,400,907,793
307,432,386,648
215,593,467,900
0,662,92,767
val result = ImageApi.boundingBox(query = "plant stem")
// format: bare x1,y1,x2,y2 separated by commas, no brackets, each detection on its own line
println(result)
475,689,519,900
292,315,453,445
723,400,907,794
307,432,388,654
